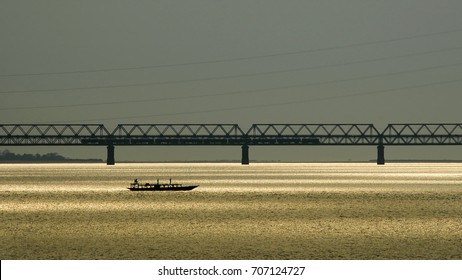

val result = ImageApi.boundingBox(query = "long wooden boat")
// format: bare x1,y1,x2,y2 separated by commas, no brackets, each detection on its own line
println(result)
128,179,198,191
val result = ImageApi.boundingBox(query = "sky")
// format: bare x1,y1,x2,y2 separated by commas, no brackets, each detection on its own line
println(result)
1,0,462,162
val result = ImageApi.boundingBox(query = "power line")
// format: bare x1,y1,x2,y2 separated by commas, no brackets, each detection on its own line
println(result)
2,60,462,111
50,77,462,123
4,60,462,110
2,27,462,78
2,45,462,95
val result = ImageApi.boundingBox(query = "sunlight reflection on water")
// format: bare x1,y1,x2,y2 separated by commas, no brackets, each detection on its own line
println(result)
1,163,462,259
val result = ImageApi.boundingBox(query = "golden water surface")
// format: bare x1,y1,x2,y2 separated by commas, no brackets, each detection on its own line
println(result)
1,163,462,259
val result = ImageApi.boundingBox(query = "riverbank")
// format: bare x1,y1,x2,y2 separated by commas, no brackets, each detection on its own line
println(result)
0,150,102,163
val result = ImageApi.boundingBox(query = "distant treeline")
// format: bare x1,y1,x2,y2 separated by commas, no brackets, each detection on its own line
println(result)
0,150,102,163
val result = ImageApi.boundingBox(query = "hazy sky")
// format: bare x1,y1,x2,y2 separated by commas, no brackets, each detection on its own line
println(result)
2,1,462,161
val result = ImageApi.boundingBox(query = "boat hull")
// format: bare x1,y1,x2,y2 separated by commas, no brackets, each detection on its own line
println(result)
128,185,198,191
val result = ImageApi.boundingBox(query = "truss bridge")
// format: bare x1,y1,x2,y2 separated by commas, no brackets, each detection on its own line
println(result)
1,123,462,165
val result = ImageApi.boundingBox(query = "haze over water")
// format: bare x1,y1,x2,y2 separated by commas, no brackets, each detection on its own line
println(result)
1,163,462,259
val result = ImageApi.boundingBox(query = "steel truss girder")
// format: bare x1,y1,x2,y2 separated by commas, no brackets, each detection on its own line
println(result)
106,136,246,145
2,123,462,146
383,124,462,145
112,124,245,137
0,124,109,145
246,124,380,145
0,124,108,137
81,124,248,146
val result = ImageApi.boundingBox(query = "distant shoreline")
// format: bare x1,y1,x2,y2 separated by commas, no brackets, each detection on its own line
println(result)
3,160,462,164
1,148,461,164
0,160,104,163
117,159,462,163
0,150,103,163
2,159,462,164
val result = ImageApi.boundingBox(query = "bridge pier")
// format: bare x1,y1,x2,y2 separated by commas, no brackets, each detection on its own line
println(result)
377,144,385,165
241,145,249,165
107,144,115,165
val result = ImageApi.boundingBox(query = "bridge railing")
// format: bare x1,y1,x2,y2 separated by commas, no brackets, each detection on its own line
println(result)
382,124,462,145
0,124,110,145
246,124,381,145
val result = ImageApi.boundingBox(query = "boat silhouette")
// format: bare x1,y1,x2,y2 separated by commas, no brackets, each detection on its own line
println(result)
128,178,198,191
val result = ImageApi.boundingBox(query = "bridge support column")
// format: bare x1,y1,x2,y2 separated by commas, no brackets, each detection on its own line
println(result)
377,144,385,165
107,144,115,165
241,145,249,165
